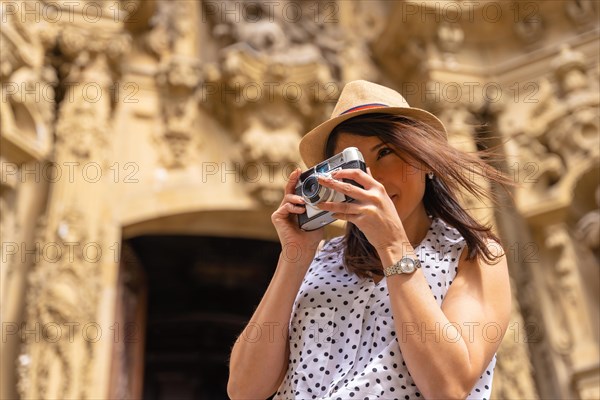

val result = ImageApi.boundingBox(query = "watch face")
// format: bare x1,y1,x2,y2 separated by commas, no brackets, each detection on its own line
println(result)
400,258,415,273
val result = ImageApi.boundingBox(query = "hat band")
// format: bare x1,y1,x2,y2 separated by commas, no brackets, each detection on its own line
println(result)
339,103,388,116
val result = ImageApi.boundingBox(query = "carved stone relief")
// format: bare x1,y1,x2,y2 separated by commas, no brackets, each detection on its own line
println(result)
140,0,202,169
514,13,544,44
565,0,598,27
512,130,563,191
16,2,133,398
20,207,100,398
5,1,599,398
1,8,56,394
155,57,203,168
493,40,600,397
143,0,194,60
544,223,599,373
501,45,599,206
201,0,346,205
0,0,56,159
575,185,600,253
436,22,464,55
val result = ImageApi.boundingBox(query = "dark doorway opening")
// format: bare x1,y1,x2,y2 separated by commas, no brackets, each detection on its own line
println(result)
126,235,280,399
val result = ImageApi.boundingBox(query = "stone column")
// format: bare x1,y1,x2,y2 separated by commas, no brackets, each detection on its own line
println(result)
498,43,600,400
16,2,132,398
1,1,56,397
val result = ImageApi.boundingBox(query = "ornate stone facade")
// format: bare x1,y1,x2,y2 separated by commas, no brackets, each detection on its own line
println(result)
1,1,598,398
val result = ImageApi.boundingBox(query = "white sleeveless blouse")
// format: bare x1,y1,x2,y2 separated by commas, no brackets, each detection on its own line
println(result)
274,217,496,400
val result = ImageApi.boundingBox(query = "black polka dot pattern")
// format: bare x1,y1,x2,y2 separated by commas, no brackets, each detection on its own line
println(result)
274,217,497,400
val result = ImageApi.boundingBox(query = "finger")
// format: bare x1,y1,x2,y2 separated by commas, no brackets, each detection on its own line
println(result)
329,168,379,190
317,174,370,202
284,193,305,205
274,201,305,219
316,201,361,215
284,168,301,196
285,202,306,214
331,212,356,222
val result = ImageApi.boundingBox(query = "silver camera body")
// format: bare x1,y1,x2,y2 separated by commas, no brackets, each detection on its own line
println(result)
295,147,366,231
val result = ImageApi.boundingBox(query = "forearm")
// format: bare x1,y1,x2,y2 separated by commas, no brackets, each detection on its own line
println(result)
380,247,477,399
228,251,313,399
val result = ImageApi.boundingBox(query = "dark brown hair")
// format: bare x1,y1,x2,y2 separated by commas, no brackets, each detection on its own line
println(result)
324,113,514,278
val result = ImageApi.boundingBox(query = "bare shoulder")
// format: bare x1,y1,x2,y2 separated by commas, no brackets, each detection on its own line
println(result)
441,237,512,372
444,238,511,321
457,238,508,273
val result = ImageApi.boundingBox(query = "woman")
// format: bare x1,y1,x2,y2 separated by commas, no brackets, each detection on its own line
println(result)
227,80,512,400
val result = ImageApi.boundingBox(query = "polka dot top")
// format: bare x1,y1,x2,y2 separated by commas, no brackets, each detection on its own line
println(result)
274,217,496,400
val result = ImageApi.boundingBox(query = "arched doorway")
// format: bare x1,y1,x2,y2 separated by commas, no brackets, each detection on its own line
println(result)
110,234,280,399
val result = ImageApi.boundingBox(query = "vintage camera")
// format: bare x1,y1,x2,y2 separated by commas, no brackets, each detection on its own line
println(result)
295,147,366,231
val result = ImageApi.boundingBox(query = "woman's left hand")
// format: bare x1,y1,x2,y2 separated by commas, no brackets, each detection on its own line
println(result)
316,168,409,251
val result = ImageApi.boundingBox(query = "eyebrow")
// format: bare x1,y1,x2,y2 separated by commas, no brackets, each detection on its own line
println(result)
370,142,388,152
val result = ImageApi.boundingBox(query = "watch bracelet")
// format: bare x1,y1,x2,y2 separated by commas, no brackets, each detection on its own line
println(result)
383,256,421,277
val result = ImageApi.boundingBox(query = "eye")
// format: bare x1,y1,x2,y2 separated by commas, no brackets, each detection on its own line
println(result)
376,147,393,160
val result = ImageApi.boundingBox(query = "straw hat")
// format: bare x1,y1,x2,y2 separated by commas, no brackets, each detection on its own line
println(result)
299,80,447,167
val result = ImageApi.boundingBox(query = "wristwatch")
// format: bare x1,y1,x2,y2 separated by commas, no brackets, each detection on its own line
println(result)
384,255,422,277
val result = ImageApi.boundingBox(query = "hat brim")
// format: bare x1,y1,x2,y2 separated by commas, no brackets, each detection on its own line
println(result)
299,107,447,168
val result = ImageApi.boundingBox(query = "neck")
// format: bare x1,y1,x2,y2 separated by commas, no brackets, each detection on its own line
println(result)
402,206,433,248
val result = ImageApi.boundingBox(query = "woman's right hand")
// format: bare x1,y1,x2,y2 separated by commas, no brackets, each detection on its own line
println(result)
271,168,324,262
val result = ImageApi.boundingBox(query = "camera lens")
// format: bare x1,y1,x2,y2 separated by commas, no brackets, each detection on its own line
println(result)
302,175,334,205
302,176,320,199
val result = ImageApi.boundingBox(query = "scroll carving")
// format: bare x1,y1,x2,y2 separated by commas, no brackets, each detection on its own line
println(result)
503,45,599,205
514,14,544,44
141,1,202,168
0,0,56,159
565,0,597,26
436,22,464,54
201,0,343,205
20,208,100,398
575,185,600,253
155,57,203,168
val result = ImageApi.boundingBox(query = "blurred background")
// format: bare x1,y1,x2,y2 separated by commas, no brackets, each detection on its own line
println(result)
1,0,598,399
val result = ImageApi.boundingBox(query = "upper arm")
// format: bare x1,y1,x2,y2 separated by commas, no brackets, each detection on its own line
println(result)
440,240,512,380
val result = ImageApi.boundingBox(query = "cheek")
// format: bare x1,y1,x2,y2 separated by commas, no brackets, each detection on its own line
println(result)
405,164,425,178
398,167,427,199
395,163,425,185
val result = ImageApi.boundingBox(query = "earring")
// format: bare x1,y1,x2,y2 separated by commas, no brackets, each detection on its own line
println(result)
427,172,434,180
